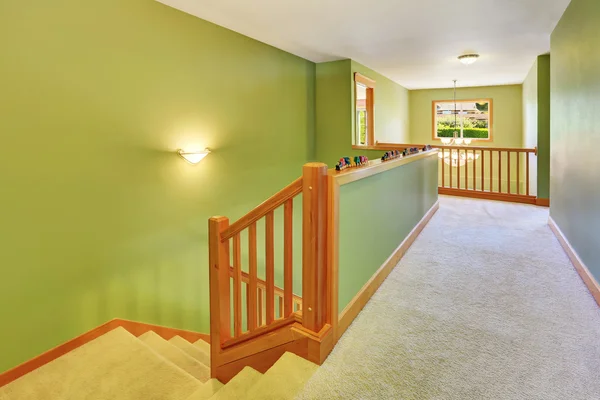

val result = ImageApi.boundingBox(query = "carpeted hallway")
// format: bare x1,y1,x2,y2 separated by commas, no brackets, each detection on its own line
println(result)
297,196,600,400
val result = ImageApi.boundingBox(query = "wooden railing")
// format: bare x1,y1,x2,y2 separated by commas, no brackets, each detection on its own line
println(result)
436,145,537,204
375,142,538,205
208,163,332,381
209,178,302,349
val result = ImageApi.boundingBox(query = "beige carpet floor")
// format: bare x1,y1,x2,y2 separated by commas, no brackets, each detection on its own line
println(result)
297,196,600,400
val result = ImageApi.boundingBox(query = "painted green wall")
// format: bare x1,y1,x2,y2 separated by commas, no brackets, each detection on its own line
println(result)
410,85,524,192
338,155,438,311
315,60,410,166
550,0,600,281
522,59,539,195
0,0,315,372
350,61,410,144
537,55,551,200
410,85,523,147
315,60,353,165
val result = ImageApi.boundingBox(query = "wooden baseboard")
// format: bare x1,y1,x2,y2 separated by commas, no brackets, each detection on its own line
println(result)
439,187,536,205
115,319,210,344
536,198,550,207
337,200,440,339
0,319,210,388
549,217,600,307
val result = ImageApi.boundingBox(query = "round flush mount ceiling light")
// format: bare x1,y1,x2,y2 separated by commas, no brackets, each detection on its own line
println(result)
458,54,480,65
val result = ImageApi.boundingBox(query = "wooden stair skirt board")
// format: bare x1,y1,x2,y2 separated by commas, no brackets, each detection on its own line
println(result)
337,200,440,339
439,187,537,205
549,217,600,307
213,321,333,383
0,318,210,388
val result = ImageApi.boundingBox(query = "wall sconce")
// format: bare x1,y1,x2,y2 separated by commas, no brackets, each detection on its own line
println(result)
177,148,211,165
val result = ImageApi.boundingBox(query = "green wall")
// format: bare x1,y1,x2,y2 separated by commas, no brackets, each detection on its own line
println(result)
350,61,410,144
410,85,523,148
315,60,410,166
550,0,600,281
522,59,539,195
537,55,551,200
410,85,524,192
315,60,353,165
0,0,315,372
338,155,439,311
523,55,551,199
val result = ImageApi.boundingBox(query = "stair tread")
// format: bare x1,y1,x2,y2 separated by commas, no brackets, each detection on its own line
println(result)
139,331,209,383
246,352,318,400
0,327,202,400
193,338,211,355
207,367,262,400
169,336,210,367
185,379,223,400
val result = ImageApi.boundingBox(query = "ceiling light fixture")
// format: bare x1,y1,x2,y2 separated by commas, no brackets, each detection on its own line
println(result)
458,53,480,65
177,148,211,164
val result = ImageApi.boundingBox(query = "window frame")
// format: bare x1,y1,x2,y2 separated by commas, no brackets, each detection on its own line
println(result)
354,73,376,146
431,98,493,142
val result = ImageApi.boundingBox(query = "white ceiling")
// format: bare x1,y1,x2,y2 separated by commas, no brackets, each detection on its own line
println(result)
157,0,571,89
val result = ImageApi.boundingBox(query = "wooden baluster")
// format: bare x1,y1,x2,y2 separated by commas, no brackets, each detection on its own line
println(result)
279,296,284,319
498,151,502,193
507,152,511,194
302,162,328,333
481,150,484,191
465,149,468,190
525,153,529,196
472,150,475,190
441,149,445,188
266,211,275,325
247,222,257,331
457,149,461,190
489,150,493,192
283,199,293,317
257,287,264,327
449,150,453,188
233,234,242,337
208,216,231,377
517,152,520,195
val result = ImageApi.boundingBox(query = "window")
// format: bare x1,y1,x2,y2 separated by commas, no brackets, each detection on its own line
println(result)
433,99,492,141
354,73,375,145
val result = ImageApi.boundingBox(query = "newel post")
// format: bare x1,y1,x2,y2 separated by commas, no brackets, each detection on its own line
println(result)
208,216,231,378
302,162,329,333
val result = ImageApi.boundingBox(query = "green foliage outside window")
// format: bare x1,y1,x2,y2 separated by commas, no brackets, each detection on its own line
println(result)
357,110,367,144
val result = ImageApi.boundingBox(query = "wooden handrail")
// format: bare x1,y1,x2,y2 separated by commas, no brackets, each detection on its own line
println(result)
434,145,536,153
374,142,537,153
228,267,303,305
220,177,303,242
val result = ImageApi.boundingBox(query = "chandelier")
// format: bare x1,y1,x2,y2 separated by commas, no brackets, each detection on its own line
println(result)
438,79,480,167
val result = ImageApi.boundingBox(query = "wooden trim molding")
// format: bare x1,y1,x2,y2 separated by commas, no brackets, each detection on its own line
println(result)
548,217,600,307
0,319,210,388
439,187,537,205
354,72,376,88
331,149,439,186
337,201,440,339
536,198,550,207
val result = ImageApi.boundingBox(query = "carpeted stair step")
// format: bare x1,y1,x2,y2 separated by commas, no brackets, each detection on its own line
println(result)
169,336,210,367
139,331,210,382
245,352,318,400
193,338,211,361
185,379,224,400
207,366,262,400
0,327,202,400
